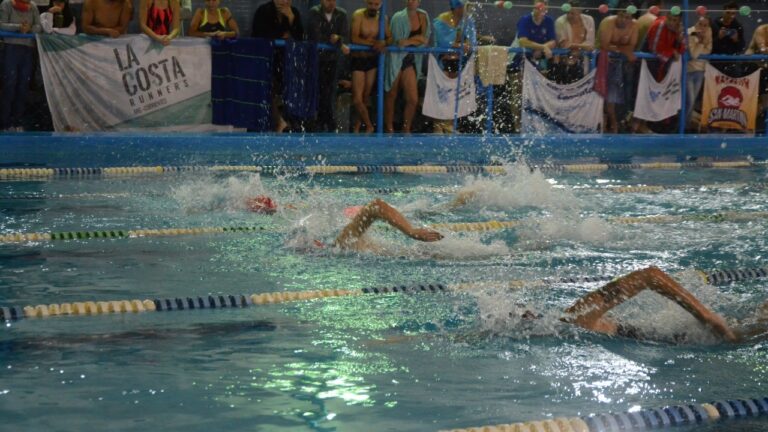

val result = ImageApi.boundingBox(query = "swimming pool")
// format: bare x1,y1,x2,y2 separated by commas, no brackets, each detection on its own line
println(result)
1,133,768,431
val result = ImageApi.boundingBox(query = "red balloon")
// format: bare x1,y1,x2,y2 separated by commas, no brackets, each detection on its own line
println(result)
598,3,609,14
495,0,504,7
649,5,660,15
696,5,707,16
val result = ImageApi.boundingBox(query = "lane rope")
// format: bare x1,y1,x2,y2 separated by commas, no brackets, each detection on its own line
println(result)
0,161,760,179
441,397,768,432
2,266,766,321
3,211,768,244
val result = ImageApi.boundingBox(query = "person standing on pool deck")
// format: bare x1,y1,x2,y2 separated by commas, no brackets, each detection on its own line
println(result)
350,0,389,133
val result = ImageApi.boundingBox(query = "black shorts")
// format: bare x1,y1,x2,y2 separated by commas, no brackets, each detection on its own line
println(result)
351,55,378,72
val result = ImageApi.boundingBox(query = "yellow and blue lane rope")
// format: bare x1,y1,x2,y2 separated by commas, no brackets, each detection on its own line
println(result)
2,267,766,321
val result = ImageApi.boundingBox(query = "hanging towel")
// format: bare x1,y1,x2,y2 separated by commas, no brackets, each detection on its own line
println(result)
211,38,273,131
385,7,431,92
284,39,319,120
593,49,609,98
476,45,507,86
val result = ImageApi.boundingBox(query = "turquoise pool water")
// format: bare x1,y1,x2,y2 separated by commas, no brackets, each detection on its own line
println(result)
1,150,768,431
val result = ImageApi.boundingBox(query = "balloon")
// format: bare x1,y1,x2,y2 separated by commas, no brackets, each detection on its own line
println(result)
504,1,513,9
670,5,681,15
598,3,609,14
561,2,572,12
648,5,659,15
739,5,751,16
695,5,707,16
495,0,504,8
626,4,637,14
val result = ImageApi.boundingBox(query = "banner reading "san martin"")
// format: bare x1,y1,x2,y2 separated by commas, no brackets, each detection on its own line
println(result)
700,64,760,132
37,34,212,132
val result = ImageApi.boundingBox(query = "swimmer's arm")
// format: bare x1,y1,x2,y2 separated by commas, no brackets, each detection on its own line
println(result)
564,266,738,341
334,198,442,248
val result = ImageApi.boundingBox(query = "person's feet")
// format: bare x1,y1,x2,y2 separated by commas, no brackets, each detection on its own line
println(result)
409,228,443,242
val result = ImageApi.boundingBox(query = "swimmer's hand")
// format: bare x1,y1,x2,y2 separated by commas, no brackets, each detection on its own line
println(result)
408,228,443,242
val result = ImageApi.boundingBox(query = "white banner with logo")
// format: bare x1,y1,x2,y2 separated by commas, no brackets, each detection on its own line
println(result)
633,59,682,122
422,54,477,120
37,34,214,132
700,64,760,131
521,59,603,133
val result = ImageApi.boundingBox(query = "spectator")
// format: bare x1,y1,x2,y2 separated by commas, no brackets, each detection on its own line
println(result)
307,0,349,132
745,23,768,125
432,0,475,76
0,0,42,132
252,0,304,132
81,0,132,37
384,0,430,133
645,14,685,80
349,0,388,133
596,4,637,133
139,0,180,45
552,0,594,84
40,0,76,34
188,0,238,39
711,1,745,76
686,16,712,126
431,0,475,134
635,0,661,50
509,0,556,131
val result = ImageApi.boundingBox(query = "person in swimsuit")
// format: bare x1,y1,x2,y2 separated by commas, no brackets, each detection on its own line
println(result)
552,0,594,84
139,0,180,46
81,0,132,38
350,0,389,133
597,6,637,133
383,0,430,133
560,266,768,343
188,0,238,39
246,196,443,252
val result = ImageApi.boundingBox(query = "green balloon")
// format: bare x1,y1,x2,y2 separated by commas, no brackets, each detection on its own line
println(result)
670,5,681,15
626,4,637,14
561,2,571,12
739,5,751,16
503,1,513,9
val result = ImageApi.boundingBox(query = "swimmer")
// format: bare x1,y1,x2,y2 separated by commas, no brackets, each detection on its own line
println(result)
561,266,767,343
246,195,443,251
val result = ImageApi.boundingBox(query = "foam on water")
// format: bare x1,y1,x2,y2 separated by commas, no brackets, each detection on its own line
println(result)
171,173,270,213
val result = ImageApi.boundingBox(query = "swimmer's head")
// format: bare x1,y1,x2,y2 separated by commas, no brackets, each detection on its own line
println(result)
246,195,277,214
509,305,543,321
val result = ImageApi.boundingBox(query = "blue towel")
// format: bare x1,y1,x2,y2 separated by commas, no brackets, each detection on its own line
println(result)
283,40,319,120
211,38,273,131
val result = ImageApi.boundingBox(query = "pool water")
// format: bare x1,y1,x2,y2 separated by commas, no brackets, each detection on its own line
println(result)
1,161,768,431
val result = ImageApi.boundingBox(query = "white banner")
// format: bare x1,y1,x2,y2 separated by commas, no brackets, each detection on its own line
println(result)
37,34,213,131
422,54,477,120
633,59,682,122
521,60,603,133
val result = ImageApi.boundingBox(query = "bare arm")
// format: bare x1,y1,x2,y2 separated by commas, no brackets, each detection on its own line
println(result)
563,266,739,342
334,198,443,249
187,8,205,37
117,0,133,35
223,8,239,38
350,11,367,45
168,0,181,39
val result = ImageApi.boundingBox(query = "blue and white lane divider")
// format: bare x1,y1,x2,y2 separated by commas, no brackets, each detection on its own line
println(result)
2,266,767,321
442,397,768,432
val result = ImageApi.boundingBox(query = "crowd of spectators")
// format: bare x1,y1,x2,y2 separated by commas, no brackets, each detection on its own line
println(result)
0,0,767,133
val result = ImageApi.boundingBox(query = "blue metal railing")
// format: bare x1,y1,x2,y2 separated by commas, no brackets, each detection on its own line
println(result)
3,30,767,134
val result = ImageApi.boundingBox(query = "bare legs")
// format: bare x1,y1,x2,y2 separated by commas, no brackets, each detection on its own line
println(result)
384,66,418,133
352,67,377,133
334,198,443,250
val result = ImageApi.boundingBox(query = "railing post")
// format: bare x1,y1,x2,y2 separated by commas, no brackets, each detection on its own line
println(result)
376,0,386,136
679,0,690,135
485,84,494,134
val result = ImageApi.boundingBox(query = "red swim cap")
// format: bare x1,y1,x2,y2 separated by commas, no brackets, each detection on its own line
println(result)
343,205,364,218
246,195,277,214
